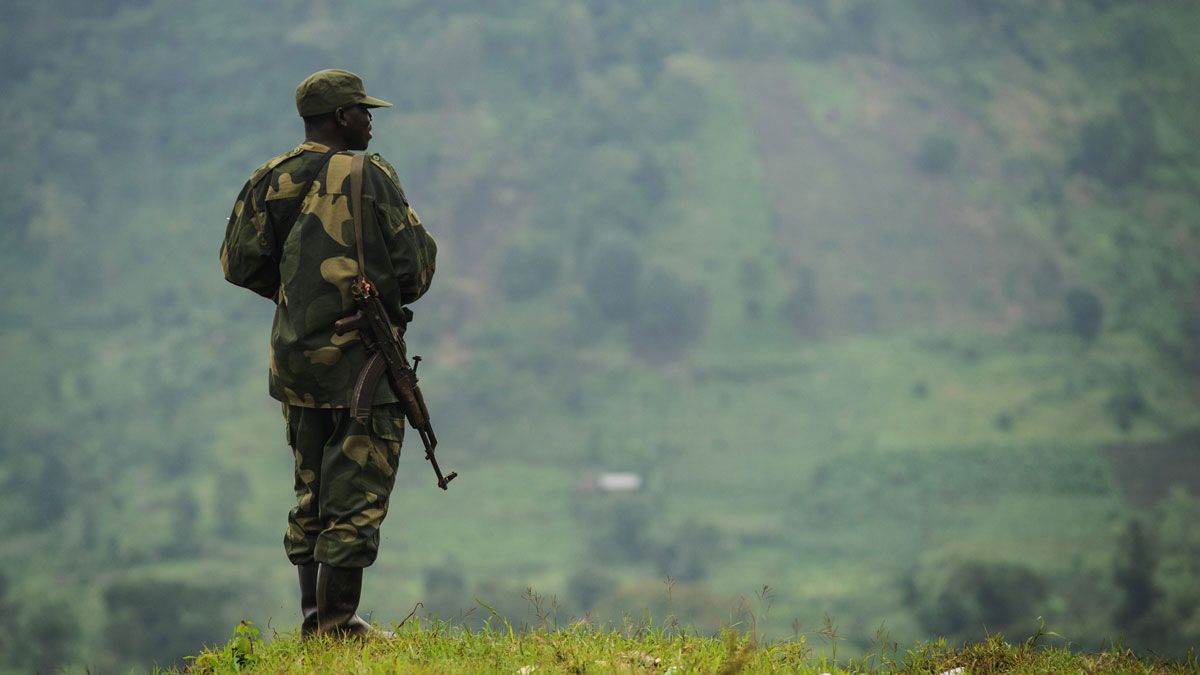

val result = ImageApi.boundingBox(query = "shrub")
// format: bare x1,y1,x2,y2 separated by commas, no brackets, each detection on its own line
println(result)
1065,288,1103,342
1105,386,1146,433
1070,93,1157,187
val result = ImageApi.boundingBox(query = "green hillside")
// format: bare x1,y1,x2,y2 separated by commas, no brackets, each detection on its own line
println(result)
1,1,1198,672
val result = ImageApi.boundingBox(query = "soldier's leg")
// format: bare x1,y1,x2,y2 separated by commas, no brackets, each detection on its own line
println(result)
283,403,333,638
314,403,404,637
313,403,405,568
283,403,334,564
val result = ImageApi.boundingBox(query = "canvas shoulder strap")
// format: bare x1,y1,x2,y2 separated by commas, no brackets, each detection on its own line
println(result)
350,153,375,296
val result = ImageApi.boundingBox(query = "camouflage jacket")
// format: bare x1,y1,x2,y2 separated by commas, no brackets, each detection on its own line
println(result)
221,141,437,408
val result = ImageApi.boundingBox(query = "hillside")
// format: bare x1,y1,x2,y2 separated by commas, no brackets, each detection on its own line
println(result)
1,1,1198,672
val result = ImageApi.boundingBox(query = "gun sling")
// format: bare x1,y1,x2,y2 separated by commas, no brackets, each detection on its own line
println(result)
337,154,457,489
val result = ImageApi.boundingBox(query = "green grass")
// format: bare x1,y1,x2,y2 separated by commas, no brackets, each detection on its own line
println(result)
181,620,1198,674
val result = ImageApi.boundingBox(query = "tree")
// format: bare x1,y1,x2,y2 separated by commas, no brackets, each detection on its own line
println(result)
908,559,1049,643
577,494,655,564
782,265,820,337
583,234,643,320
1152,488,1200,653
1105,384,1146,433
567,566,615,613
25,602,80,674
1112,520,1166,647
0,574,17,670
653,519,722,582
738,257,767,320
104,577,238,669
627,268,708,362
423,559,468,618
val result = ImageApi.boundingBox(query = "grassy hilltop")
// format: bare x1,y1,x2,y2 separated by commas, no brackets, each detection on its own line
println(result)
180,620,1197,674
1,1,1199,672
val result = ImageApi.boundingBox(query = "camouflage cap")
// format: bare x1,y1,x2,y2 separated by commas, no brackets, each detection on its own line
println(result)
295,69,393,117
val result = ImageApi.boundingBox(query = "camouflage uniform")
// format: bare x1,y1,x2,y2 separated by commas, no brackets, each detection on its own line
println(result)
221,140,436,568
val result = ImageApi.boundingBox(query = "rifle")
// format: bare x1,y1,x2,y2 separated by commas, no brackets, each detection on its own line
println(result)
335,153,456,490
334,296,456,490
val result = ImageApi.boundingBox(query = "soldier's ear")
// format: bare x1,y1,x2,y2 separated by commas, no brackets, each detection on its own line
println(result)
334,106,348,127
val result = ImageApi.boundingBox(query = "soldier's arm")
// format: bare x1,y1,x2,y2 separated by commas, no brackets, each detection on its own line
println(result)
364,156,437,310
220,179,280,300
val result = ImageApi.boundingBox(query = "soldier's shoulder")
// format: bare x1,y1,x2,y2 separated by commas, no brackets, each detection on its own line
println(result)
366,153,409,204
367,153,401,183
248,146,309,186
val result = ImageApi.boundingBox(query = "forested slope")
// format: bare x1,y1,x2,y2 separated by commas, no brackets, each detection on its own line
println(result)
1,2,1198,671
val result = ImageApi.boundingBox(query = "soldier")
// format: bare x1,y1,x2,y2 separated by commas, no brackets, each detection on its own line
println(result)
220,69,436,638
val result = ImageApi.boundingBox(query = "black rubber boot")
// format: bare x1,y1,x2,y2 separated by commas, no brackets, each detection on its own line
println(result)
316,565,394,638
298,562,320,639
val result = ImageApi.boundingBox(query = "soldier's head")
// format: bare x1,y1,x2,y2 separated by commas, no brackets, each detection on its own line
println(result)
296,69,392,151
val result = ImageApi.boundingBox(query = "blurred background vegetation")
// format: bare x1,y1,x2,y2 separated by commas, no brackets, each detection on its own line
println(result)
1,0,1199,671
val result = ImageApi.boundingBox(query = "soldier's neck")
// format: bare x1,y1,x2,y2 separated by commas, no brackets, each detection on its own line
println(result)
304,131,350,153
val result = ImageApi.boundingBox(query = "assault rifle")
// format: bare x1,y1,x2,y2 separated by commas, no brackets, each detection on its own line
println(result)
334,293,457,490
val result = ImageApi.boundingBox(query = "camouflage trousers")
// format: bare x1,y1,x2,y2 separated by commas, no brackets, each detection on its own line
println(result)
282,402,405,568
